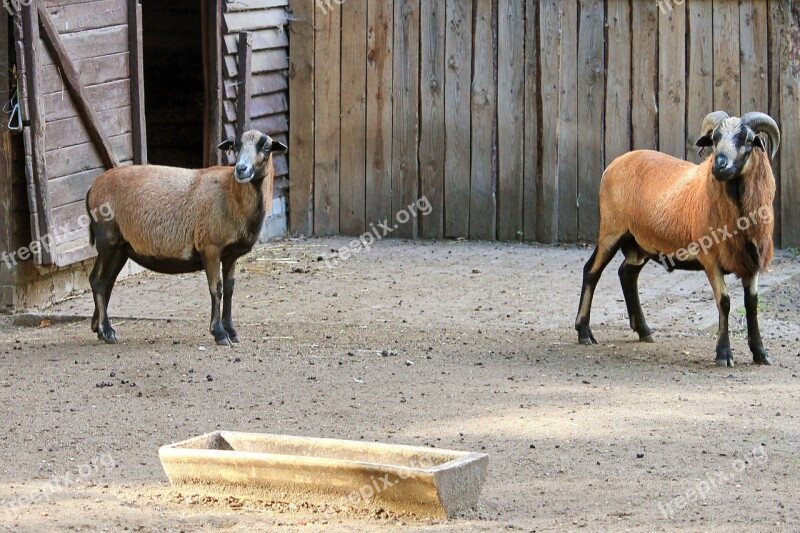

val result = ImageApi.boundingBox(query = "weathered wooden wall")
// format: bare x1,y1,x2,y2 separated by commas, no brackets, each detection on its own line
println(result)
288,0,800,247
221,0,289,178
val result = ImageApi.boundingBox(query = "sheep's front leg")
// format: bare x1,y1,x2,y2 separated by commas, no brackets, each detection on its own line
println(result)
743,274,771,365
704,265,733,367
222,257,241,344
202,249,231,347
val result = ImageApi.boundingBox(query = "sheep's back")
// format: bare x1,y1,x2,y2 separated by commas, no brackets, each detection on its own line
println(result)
599,151,710,254
90,165,202,259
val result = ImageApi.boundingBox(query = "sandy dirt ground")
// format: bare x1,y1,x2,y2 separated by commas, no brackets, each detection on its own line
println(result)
0,238,798,532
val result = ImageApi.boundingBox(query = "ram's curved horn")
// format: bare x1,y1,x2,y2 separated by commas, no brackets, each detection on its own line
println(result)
741,112,781,159
699,111,730,138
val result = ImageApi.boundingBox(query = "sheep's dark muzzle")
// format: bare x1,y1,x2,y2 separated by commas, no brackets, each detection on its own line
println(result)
235,164,255,183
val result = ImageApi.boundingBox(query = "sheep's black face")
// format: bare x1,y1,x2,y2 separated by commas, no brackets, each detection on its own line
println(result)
218,131,288,184
697,118,766,182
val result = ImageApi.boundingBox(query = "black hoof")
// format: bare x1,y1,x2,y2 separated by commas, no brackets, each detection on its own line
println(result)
225,327,241,344
215,336,233,347
98,330,118,345
578,335,597,345
639,334,655,343
715,346,734,367
752,348,772,366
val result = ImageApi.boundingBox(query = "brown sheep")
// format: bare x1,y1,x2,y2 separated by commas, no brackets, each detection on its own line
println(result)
575,112,780,367
86,130,287,346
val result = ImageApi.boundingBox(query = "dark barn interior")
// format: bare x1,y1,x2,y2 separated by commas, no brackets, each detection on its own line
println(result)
141,0,205,169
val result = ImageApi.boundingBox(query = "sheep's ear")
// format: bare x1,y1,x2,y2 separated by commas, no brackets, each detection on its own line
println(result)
270,140,288,154
218,140,236,152
695,134,713,148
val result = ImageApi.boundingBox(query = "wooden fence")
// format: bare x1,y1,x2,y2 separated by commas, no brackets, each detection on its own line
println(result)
288,0,800,246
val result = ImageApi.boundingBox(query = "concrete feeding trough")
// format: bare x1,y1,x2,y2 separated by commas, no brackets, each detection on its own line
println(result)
159,431,489,518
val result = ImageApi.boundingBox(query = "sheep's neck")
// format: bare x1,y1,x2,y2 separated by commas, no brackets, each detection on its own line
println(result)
708,150,775,274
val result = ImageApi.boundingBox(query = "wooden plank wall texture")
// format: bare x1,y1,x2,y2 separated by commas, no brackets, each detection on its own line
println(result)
19,0,135,265
222,0,289,187
289,0,800,247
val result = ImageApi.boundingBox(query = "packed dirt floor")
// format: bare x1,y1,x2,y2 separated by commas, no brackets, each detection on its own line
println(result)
0,238,799,532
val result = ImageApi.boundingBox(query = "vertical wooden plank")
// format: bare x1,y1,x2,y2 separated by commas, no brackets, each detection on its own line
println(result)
0,8,13,290
288,0,315,237
469,0,497,241
686,0,713,162
605,0,630,166
420,0,446,239
713,1,740,114
313,2,341,235
497,0,524,241
658,0,685,158
779,0,800,247
444,0,472,238
366,0,393,230
537,0,559,243
740,1,769,114
21,4,53,265
577,0,604,242
235,32,253,139
205,0,223,166
340,1,367,236
392,0,420,239
522,0,539,242
129,0,147,164
557,0,578,242
768,0,783,245
631,1,657,150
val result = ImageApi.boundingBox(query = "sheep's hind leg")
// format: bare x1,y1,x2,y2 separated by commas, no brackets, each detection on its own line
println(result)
743,274,771,365
221,257,241,343
202,249,232,347
618,243,654,343
575,237,623,345
90,247,125,344
704,264,733,367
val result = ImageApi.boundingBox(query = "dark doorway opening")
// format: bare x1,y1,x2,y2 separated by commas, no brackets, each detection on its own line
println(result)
141,0,205,169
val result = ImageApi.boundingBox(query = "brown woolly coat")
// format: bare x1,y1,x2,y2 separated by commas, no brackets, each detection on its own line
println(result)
598,149,775,278
87,161,275,259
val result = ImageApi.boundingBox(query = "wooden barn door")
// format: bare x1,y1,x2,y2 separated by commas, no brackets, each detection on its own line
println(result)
13,1,146,267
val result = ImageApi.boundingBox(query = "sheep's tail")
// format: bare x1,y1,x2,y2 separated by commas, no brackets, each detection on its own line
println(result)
85,190,95,246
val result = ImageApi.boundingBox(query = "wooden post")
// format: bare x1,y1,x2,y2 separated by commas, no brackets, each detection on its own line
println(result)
538,0,560,243
779,0,800,247
339,2,367,236
129,0,147,164
203,0,223,166
235,32,253,140
21,4,53,265
577,0,605,242
497,0,524,242
288,0,315,237
444,0,472,239
1,8,14,300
